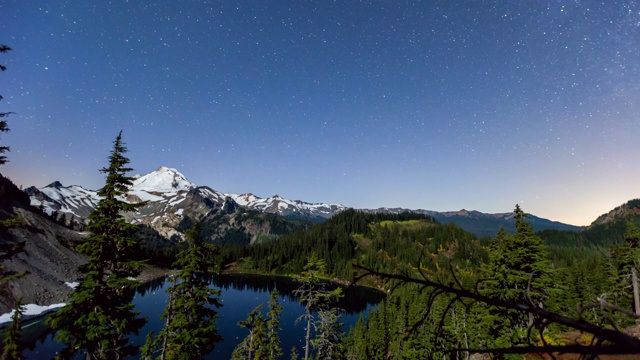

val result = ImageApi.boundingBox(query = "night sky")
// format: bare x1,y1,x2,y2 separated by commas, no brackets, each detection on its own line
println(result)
2,1,639,226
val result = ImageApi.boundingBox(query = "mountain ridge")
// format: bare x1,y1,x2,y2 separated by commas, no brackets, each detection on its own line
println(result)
23,166,582,238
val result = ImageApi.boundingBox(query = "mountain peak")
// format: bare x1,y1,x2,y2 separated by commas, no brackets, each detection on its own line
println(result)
46,181,64,188
131,166,196,193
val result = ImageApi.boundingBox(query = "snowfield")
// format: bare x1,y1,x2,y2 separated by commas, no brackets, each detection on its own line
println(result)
0,303,65,326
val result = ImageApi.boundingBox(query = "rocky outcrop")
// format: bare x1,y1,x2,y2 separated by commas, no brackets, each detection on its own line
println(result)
0,174,87,313
0,208,86,313
589,198,640,228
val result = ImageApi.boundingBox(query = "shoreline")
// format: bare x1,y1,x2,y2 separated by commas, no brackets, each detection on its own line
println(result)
1,265,385,328
0,265,173,328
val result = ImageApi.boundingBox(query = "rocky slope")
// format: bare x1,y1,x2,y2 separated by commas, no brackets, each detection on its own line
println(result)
0,174,86,314
588,198,640,228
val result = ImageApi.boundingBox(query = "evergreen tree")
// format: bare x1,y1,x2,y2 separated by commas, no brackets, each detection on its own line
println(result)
608,221,640,321
294,254,343,360
626,221,640,318
48,132,146,359
0,239,25,297
1,299,24,360
312,307,344,360
144,222,222,359
344,313,367,359
266,289,283,360
232,304,267,360
0,44,13,165
480,205,554,356
290,346,299,360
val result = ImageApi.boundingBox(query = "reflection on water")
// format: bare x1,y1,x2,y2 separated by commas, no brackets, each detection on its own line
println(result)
18,274,384,359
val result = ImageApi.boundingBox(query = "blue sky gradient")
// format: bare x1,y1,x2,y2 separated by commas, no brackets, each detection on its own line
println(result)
2,1,639,225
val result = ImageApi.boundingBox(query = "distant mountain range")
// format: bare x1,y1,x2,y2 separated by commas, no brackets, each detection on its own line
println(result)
362,208,583,238
24,166,582,239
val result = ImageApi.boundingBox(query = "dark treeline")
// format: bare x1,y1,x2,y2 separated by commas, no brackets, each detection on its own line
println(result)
219,209,444,279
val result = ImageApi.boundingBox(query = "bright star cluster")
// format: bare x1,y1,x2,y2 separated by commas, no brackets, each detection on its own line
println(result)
1,1,639,225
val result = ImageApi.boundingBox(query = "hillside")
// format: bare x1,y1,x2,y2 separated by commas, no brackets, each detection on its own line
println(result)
537,199,640,248
222,209,487,281
0,173,86,314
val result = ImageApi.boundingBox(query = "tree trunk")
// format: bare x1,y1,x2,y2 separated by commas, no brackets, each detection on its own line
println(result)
304,309,312,360
161,276,177,360
633,267,640,323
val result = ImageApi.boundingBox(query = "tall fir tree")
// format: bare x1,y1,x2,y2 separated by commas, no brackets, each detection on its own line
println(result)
0,44,13,165
311,307,344,360
48,131,147,359
1,298,24,360
293,254,343,360
626,221,640,319
232,305,268,360
0,44,27,353
143,222,222,359
479,205,554,356
266,289,283,360
608,221,640,322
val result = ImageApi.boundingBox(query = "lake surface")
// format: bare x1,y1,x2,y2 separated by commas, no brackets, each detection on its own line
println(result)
19,274,384,359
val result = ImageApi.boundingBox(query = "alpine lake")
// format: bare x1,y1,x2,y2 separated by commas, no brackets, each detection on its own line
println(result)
18,274,385,359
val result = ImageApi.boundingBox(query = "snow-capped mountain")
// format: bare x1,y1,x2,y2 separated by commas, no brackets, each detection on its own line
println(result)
25,181,100,227
118,167,229,239
24,166,342,239
228,193,345,222
131,166,196,195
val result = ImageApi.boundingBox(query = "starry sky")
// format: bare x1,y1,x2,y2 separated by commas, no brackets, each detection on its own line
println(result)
1,1,639,226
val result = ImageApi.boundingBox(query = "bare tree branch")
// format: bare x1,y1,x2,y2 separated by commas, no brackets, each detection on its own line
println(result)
448,344,638,356
352,263,640,355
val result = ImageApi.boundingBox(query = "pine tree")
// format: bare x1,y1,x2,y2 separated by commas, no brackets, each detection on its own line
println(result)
294,254,343,360
232,304,266,360
480,205,554,355
312,307,344,360
290,346,299,360
266,289,283,360
0,44,13,166
1,299,24,360
0,240,25,297
609,221,640,322
144,222,222,359
48,131,146,359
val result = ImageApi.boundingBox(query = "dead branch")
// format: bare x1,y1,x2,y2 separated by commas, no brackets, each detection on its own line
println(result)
352,263,640,355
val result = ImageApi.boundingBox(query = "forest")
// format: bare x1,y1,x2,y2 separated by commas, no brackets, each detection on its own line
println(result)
221,204,640,359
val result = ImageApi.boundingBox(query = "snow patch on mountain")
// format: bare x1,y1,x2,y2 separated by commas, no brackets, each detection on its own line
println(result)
25,182,100,218
0,303,66,326
25,166,347,236
226,193,345,220
131,166,195,194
